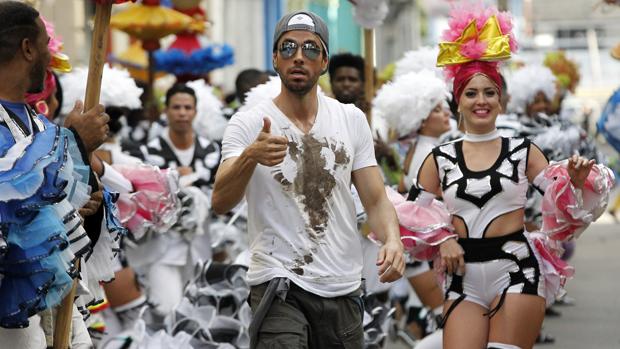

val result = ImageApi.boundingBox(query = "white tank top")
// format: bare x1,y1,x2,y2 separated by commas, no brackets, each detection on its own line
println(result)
432,137,530,238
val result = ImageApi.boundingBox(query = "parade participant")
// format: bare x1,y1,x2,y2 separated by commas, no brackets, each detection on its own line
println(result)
329,52,368,112
133,83,217,317
141,83,221,191
390,3,614,348
374,69,452,193
373,69,450,337
0,1,111,347
598,47,620,219
212,10,405,348
508,65,601,233
60,65,152,337
543,51,581,120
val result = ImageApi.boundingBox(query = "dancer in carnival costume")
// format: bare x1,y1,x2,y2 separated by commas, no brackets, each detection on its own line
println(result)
213,10,405,348
597,47,620,219
136,82,220,318
389,3,615,348
0,1,113,347
60,65,158,337
373,67,451,344
507,64,602,236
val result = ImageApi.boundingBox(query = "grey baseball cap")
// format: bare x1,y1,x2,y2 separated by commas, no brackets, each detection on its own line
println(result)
273,11,329,55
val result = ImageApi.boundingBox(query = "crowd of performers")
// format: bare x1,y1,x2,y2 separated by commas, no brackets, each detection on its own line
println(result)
0,1,618,349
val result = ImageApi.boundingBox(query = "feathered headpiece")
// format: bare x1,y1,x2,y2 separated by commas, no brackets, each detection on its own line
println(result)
394,46,443,80
543,51,580,93
507,65,557,114
437,2,517,102
373,69,450,138
186,79,228,142
60,66,143,114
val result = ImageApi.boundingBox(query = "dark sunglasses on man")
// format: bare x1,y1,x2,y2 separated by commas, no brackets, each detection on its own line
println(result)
278,40,322,60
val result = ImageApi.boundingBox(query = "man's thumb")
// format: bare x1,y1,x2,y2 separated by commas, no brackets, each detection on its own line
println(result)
261,117,271,133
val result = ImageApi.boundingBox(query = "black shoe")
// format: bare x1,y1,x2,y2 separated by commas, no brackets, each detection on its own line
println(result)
536,332,556,344
545,307,562,317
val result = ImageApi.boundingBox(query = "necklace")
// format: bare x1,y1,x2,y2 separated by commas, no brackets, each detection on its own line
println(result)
463,129,500,142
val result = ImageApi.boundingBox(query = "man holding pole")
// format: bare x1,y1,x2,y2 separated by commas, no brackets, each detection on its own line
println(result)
0,2,110,347
212,11,404,348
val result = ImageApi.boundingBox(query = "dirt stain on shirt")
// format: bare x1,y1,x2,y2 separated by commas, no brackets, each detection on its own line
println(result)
273,133,350,274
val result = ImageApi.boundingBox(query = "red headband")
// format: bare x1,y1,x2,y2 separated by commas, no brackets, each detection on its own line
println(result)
452,61,502,102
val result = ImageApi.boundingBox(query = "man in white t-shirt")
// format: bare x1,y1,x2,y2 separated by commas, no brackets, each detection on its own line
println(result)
212,10,404,349
137,84,219,316
141,83,221,191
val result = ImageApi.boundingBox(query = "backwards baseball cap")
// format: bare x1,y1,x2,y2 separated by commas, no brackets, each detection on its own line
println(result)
273,11,329,55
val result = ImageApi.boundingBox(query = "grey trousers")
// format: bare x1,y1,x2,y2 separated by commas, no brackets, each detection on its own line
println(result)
249,280,364,349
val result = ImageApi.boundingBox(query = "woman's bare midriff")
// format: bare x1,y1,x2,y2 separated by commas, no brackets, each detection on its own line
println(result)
452,209,526,238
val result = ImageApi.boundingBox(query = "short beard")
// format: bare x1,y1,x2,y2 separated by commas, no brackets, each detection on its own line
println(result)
27,60,46,94
281,74,318,96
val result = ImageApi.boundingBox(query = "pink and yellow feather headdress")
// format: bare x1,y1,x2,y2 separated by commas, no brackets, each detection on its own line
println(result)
437,2,518,101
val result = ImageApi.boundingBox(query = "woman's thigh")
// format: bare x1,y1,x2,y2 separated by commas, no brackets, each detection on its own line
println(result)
409,269,444,309
443,299,489,349
488,294,546,349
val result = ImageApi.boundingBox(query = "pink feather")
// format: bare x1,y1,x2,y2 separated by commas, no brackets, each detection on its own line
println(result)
41,17,63,56
440,1,518,55
459,40,487,59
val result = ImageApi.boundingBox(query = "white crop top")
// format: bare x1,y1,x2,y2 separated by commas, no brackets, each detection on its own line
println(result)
431,137,531,238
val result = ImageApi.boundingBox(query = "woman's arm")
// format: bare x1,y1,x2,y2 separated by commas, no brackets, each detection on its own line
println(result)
416,153,442,197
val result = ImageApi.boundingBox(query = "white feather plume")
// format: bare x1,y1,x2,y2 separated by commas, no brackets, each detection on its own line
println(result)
394,47,442,79
507,65,557,114
238,76,281,113
60,65,143,114
373,69,449,138
351,0,389,29
186,79,228,142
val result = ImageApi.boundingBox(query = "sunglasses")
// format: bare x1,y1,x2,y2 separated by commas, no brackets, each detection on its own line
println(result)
279,40,322,60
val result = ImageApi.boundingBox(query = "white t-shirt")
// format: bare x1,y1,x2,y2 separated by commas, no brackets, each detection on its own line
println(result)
161,129,195,167
221,94,377,297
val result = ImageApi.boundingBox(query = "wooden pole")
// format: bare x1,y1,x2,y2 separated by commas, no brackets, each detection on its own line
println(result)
83,2,113,110
363,28,374,125
147,49,157,121
52,261,80,349
54,2,112,348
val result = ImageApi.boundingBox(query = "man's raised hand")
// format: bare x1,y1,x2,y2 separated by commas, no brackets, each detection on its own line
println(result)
248,117,288,167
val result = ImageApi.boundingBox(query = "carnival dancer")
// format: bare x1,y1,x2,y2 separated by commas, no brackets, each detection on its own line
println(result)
389,3,614,348
0,1,112,347
212,11,405,348
373,68,451,343
132,82,219,317
140,83,221,192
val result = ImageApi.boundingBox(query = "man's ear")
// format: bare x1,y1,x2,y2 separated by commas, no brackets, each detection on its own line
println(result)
21,37,35,62
321,57,329,75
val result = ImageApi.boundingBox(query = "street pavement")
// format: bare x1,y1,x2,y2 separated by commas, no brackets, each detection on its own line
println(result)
385,216,620,349
533,217,620,349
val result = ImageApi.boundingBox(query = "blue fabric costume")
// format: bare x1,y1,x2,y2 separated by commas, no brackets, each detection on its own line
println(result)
0,103,92,328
